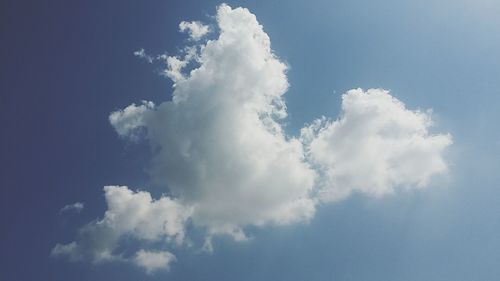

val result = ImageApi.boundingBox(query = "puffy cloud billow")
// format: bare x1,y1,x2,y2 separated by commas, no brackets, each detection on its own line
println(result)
301,88,452,202
52,186,190,271
53,4,452,273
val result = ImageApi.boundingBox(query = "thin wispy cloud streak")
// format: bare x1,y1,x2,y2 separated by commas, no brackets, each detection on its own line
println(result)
59,202,84,214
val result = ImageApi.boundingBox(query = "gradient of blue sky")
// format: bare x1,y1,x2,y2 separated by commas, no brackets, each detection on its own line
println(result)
1,0,500,280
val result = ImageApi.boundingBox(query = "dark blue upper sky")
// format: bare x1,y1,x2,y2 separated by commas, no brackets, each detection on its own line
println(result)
2,0,500,280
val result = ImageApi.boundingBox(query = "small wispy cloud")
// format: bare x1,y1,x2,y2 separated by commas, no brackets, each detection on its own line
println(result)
179,21,210,41
133,48,153,63
59,202,84,214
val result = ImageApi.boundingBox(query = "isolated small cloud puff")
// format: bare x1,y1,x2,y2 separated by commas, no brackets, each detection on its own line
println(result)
60,202,84,213
133,48,153,63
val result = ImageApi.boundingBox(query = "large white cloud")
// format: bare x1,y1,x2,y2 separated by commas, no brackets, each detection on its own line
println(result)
54,4,452,273
301,88,452,202
110,4,317,239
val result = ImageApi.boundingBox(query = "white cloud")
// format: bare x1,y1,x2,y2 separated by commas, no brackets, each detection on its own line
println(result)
133,48,153,63
301,88,452,202
179,21,210,41
51,241,83,261
109,101,154,141
51,186,191,265
133,249,176,274
162,46,198,83
54,4,452,273
60,202,84,213
111,4,317,239
101,186,191,243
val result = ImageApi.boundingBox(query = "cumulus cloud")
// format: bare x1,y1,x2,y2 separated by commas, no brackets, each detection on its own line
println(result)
179,21,210,41
60,202,84,213
109,101,154,141
52,186,191,266
54,4,452,273
110,4,317,239
301,88,452,202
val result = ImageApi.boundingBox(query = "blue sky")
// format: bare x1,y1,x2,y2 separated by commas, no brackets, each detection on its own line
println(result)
1,0,500,280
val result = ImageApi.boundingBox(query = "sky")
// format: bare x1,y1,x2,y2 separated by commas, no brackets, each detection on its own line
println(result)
1,0,500,280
